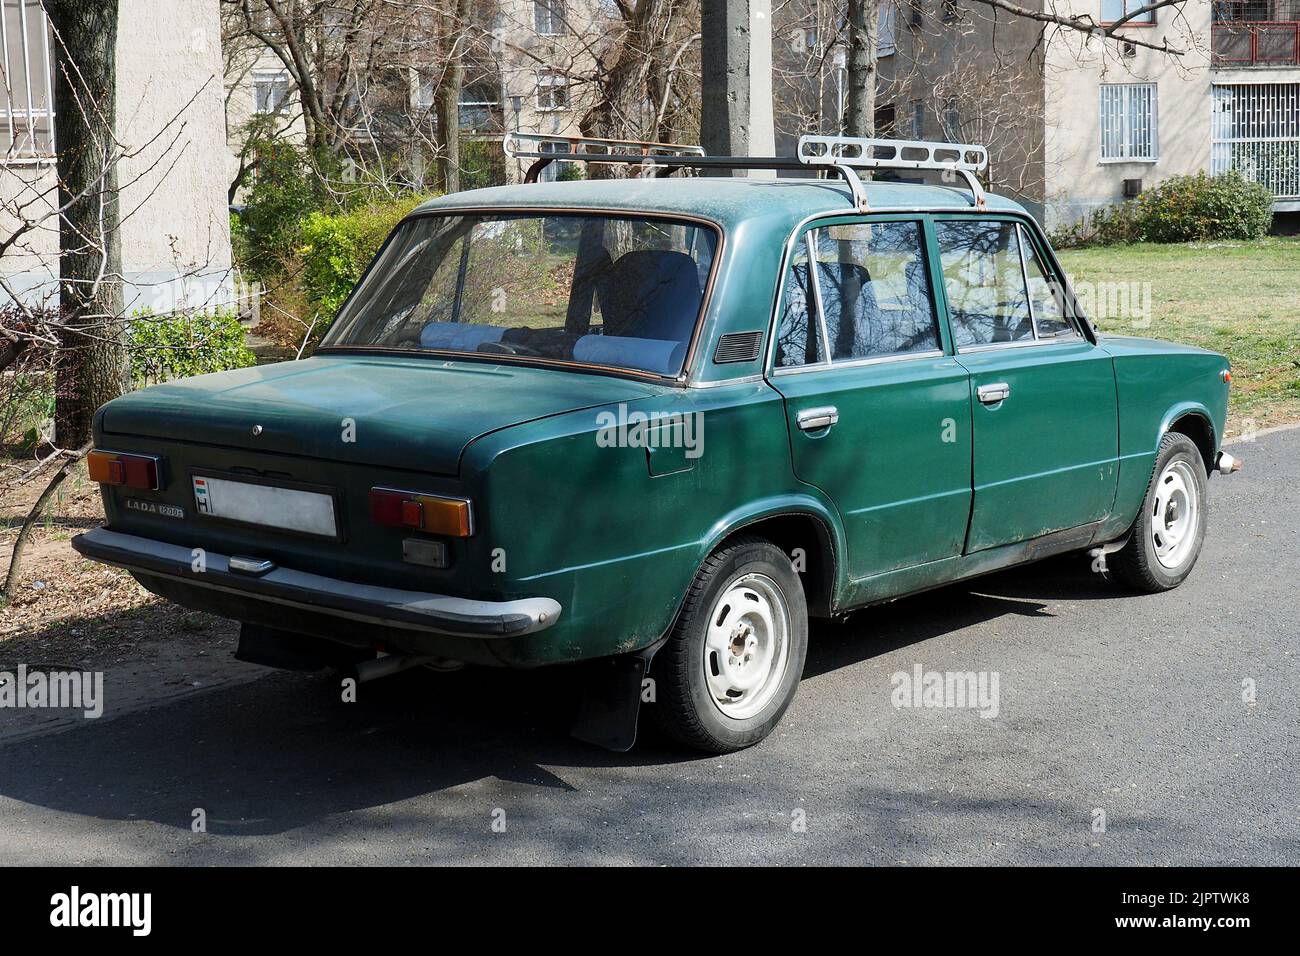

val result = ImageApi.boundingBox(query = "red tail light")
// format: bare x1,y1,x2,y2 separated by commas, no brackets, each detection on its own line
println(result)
369,488,473,537
87,450,162,490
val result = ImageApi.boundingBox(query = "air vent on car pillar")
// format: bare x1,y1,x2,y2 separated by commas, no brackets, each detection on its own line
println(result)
713,331,764,364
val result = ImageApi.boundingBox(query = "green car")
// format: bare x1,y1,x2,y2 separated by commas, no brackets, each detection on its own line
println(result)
74,136,1239,754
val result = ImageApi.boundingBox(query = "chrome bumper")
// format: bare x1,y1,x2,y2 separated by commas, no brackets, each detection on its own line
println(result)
71,528,561,639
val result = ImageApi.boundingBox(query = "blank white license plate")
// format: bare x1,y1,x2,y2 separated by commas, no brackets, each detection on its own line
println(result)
192,476,337,538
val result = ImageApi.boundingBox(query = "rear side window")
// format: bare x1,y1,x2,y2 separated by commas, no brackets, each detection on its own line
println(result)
934,220,1033,347
774,219,940,368
1020,228,1077,338
775,234,822,368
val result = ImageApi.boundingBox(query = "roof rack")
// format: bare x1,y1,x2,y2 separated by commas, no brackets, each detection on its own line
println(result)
502,132,989,212
797,135,989,209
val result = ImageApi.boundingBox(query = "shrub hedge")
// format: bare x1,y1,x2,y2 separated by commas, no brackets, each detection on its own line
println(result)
1051,171,1274,248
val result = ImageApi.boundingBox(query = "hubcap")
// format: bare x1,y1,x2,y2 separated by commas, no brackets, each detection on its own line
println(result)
1151,459,1200,570
702,572,791,721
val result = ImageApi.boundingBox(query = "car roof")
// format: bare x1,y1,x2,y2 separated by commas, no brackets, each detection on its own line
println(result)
410,176,1031,232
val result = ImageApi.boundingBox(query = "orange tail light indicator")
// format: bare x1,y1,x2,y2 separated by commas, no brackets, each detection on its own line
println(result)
87,450,162,491
369,488,473,537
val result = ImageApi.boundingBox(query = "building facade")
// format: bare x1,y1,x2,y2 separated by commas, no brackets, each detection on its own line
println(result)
886,0,1300,230
1,0,235,310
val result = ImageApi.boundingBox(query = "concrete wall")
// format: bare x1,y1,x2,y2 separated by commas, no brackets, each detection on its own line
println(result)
877,1,1047,216
0,0,233,311
1042,0,1211,231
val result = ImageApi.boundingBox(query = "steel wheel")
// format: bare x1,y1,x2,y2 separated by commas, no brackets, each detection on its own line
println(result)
1151,458,1200,570
701,572,792,721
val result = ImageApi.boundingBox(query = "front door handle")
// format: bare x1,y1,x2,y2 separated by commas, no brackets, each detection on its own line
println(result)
977,382,1011,405
796,406,839,431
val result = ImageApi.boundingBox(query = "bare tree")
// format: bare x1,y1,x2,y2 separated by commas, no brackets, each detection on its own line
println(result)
46,0,126,448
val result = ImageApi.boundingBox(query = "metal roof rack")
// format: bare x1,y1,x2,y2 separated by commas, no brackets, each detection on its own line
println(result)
797,135,989,210
502,132,990,212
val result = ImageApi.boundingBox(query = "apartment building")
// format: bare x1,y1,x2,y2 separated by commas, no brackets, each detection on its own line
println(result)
873,0,1299,230
1,0,234,310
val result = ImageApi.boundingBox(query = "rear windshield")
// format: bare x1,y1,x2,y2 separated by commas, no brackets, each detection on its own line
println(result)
321,212,719,377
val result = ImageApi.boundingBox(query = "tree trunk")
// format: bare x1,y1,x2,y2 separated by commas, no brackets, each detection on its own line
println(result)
700,0,750,163
434,0,473,194
48,0,126,449
435,62,463,194
844,0,878,137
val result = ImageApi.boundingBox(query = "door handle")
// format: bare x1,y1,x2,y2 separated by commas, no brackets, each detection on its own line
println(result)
977,382,1011,405
796,406,839,431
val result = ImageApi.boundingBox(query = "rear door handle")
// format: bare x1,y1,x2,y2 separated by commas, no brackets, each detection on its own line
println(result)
796,406,839,431
977,382,1011,405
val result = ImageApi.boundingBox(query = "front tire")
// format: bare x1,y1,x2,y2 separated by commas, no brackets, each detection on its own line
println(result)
651,536,809,754
1110,432,1208,592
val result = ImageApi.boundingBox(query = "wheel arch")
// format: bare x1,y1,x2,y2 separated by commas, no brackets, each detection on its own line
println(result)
699,498,844,619
1161,404,1217,476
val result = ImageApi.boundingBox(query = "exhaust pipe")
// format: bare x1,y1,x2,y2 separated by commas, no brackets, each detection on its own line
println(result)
352,653,463,682
1215,451,1242,475
353,653,432,683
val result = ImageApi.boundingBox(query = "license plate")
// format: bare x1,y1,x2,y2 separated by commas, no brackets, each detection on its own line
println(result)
192,476,338,538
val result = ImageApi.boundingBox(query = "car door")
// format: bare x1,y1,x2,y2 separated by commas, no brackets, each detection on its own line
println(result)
932,216,1119,553
768,216,973,580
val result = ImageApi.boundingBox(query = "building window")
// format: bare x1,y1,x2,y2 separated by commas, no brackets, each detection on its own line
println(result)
877,4,897,57
1100,0,1156,25
0,0,54,162
942,99,961,141
253,70,291,114
459,83,499,131
534,0,565,36
536,72,569,111
942,0,958,23
1099,83,1158,160
910,100,925,138
874,103,897,137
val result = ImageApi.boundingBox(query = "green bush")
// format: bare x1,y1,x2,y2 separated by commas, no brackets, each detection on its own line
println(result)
231,132,327,283
297,194,432,321
1133,171,1274,243
128,311,257,387
1051,172,1274,248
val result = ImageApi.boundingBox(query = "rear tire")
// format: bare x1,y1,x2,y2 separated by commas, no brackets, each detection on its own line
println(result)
651,536,808,754
1110,432,1208,593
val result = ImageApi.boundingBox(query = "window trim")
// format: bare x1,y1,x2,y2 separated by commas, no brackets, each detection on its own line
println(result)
764,210,1098,379
534,0,566,36
1099,81,1159,162
316,204,727,388
0,0,56,164
1098,0,1157,27
929,212,1087,354
535,71,569,112
252,68,291,115
769,214,946,374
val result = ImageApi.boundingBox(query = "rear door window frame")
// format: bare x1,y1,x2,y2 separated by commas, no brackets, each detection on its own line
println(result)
767,212,952,376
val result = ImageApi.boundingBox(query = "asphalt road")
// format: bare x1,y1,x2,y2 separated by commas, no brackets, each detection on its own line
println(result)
1,428,1296,866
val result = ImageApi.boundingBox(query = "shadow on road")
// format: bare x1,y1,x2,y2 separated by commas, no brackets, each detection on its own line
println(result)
0,550,1129,839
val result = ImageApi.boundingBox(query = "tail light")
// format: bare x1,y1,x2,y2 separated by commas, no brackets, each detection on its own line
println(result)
87,450,162,490
369,487,473,537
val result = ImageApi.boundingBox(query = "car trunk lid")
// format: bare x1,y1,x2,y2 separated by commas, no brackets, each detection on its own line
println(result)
99,354,669,474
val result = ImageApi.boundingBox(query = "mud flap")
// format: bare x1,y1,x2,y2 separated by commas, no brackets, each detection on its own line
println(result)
570,640,665,752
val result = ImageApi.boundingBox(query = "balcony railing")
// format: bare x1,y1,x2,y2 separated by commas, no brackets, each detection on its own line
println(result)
1213,1,1300,66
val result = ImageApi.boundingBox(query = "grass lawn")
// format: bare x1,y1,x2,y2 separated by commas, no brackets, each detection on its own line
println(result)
1058,237,1300,438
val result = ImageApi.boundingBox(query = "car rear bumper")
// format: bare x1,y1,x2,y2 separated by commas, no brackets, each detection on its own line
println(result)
71,527,561,639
